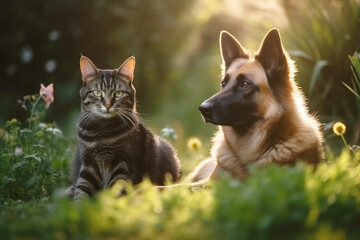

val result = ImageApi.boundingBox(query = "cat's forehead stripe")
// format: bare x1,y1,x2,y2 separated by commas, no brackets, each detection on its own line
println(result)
100,70,114,89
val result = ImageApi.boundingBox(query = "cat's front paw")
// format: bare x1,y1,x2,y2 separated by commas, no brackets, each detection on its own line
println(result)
64,185,75,198
73,188,91,201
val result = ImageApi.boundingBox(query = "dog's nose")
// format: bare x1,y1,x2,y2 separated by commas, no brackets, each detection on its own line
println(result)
199,102,213,119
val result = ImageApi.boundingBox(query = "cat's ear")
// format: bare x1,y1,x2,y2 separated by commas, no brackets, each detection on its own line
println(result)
80,56,99,82
116,56,135,82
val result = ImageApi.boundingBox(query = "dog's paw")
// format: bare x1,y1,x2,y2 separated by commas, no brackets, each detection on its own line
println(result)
255,158,272,168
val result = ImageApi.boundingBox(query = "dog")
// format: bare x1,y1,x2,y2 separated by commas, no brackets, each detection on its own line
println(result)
188,28,324,182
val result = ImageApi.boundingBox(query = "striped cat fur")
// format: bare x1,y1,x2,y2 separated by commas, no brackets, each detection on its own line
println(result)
70,56,181,200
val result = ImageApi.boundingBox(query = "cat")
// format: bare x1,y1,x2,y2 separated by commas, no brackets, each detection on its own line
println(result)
69,55,181,200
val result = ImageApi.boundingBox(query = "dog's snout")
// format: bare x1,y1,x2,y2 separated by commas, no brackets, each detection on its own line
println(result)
199,102,213,119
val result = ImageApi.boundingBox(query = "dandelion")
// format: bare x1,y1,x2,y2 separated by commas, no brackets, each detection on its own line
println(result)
187,137,202,151
332,122,346,136
39,83,54,109
332,121,348,150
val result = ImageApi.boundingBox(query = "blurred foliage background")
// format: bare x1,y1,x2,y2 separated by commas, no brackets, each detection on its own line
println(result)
0,0,359,154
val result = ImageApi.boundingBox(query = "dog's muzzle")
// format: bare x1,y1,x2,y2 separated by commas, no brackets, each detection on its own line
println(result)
199,101,213,123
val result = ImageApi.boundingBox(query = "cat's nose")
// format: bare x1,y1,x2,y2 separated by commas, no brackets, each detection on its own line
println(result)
105,103,112,110
104,98,112,110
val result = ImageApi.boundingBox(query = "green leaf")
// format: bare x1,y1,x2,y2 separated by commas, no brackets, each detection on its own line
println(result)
347,52,360,102
25,176,38,187
309,60,328,94
2,176,15,184
25,154,42,162
12,161,26,170
342,82,360,100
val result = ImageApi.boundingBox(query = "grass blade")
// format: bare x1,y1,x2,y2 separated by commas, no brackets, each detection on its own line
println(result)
309,60,328,94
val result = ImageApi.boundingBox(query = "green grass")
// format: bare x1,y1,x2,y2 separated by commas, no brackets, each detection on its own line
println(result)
0,151,359,239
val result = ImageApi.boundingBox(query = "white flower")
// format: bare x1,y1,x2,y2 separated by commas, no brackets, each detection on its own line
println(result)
15,147,24,156
46,127,62,137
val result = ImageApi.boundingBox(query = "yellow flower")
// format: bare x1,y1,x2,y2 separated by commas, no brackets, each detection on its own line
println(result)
187,137,202,151
10,118,18,125
332,122,346,136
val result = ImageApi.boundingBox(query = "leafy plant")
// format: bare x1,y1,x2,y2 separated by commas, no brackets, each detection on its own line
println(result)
0,85,71,201
282,0,360,126
0,151,359,239
344,52,360,111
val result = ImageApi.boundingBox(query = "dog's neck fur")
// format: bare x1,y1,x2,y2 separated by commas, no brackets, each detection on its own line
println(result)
211,97,322,178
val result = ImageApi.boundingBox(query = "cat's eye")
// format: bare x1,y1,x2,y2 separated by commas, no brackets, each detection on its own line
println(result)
114,90,124,98
93,90,102,97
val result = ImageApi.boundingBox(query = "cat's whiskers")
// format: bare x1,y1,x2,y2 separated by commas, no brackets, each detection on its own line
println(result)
117,112,131,130
71,111,85,123
120,110,139,131
77,112,92,125
79,111,98,126
72,111,90,127
111,107,137,130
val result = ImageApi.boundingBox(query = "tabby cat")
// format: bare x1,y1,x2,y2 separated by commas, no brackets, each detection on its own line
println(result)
70,55,181,200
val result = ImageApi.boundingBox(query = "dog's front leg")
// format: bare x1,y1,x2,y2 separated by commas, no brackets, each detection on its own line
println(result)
256,144,295,168
187,158,218,182
217,163,250,180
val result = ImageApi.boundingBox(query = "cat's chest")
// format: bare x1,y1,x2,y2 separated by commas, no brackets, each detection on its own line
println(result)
88,139,139,156
78,124,140,147
80,134,142,165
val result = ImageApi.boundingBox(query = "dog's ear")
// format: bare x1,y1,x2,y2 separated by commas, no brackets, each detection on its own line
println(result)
220,31,247,69
256,29,286,76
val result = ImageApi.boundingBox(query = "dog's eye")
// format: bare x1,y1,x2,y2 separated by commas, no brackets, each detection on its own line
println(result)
221,74,230,88
239,80,252,89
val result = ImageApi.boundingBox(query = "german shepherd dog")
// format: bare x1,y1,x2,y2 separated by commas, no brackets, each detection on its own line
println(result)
189,29,323,181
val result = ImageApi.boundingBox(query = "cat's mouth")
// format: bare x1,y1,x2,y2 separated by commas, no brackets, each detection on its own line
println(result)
96,110,117,118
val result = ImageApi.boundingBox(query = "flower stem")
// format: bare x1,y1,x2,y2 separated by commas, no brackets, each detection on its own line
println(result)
29,96,42,130
340,134,349,150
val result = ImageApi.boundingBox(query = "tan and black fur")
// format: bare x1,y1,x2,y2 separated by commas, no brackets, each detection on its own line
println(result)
70,56,181,200
189,29,323,181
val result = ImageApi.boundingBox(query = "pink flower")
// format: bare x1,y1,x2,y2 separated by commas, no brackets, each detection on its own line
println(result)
39,83,54,109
